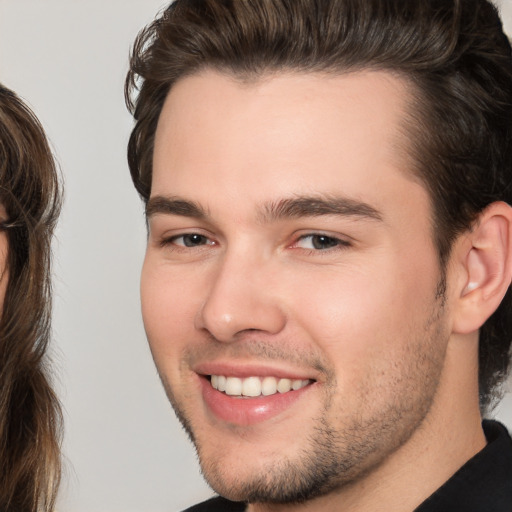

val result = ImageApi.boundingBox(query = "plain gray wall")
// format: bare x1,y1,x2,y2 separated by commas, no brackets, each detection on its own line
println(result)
0,1,511,511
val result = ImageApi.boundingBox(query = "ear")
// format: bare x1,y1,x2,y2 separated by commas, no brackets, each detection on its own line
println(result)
452,201,512,334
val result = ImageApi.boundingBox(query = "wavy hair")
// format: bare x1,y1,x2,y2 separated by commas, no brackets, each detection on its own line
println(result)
0,85,62,511
126,0,512,411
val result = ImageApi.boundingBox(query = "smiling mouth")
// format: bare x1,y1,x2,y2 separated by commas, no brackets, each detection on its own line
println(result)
209,375,313,397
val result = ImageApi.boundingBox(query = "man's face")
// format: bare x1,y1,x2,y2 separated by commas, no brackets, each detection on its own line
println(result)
142,70,452,503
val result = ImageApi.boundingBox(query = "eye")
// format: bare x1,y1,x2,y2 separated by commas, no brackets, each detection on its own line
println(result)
165,233,215,248
294,234,348,250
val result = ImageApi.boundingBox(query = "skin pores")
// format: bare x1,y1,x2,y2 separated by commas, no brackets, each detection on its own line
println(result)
142,70,460,507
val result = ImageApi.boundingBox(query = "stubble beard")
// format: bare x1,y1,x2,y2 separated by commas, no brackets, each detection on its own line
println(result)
158,291,448,505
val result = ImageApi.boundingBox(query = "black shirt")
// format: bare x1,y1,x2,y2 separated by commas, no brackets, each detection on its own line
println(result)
183,420,512,512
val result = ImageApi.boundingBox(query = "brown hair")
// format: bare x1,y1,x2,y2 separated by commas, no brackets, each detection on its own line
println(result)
0,85,62,511
126,0,512,410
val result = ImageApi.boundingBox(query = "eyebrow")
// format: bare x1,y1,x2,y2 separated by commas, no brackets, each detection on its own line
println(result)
146,196,208,219
260,196,383,222
145,194,383,223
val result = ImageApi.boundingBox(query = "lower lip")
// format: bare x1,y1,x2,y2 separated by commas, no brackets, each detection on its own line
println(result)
200,377,313,426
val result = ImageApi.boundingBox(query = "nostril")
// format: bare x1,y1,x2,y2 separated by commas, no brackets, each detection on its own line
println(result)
195,280,287,341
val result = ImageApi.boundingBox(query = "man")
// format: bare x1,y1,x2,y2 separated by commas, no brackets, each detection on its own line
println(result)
126,1,512,510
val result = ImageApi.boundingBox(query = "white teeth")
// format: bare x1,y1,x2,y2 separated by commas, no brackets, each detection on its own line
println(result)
224,377,242,396
261,376,277,396
210,375,310,397
217,375,227,392
277,378,292,393
242,376,261,397
293,379,309,390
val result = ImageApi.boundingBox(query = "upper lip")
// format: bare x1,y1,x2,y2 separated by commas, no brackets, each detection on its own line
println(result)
194,361,319,381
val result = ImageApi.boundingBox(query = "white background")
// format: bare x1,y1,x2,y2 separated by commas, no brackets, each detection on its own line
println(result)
0,1,511,511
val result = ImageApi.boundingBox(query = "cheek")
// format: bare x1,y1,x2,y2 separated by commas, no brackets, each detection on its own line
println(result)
286,259,446,428
288,253,440,373
140,258,200,362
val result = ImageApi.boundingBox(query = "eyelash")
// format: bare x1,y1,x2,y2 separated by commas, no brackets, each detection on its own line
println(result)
160,233,215,249
159,232,351,254
292,234,352,252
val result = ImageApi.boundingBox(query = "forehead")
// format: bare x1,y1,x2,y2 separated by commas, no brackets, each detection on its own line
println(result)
152,69,424,218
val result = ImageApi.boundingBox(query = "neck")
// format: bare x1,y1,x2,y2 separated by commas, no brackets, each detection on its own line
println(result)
248,333,486,512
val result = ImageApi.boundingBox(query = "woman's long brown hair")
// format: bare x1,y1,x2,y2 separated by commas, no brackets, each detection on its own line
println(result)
0,85,62,511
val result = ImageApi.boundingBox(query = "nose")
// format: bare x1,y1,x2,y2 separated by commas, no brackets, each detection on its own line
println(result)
195,253,287,342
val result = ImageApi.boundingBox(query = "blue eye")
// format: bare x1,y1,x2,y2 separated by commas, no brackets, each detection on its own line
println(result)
296,234,346,250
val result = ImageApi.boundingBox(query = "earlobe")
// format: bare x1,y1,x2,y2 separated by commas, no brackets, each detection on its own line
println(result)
453,201,512,334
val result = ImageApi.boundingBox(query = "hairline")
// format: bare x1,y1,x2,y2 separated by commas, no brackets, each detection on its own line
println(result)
150,64,449,263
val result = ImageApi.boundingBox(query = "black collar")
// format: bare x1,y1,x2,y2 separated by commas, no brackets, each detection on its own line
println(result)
415,420,512,511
